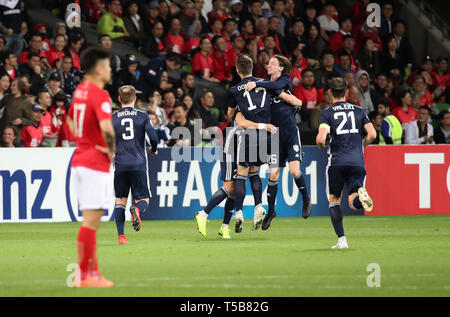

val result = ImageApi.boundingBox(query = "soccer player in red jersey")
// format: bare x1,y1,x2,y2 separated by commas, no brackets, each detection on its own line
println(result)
66,47,116,288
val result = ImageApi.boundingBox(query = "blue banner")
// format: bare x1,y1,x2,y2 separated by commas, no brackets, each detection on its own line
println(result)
142,146,362,221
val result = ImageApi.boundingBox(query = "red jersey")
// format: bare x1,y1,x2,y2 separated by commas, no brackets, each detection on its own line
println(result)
46,48,65,67
226,49,241,68
165,33,185,54
392,106,417,125
432,71,450,91
56,116,76,147
211,51,231,81
21,124,44,147
19,50,47,64
192,52,215,78
40,110,56,136
68,81,113,172
294,85,324,110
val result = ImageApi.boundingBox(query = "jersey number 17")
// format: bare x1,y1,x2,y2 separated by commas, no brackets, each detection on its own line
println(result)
243,87,267,111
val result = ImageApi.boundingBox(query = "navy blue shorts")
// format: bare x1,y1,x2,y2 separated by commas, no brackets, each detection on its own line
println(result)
272,127,302,168
114,170,151,199
236,130,271,167
326,165,366,198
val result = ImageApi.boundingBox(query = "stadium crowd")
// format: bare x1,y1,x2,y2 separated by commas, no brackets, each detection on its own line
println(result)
0,0,449,148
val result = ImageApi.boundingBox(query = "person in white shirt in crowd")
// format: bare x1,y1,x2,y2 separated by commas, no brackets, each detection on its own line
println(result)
405,106,434,144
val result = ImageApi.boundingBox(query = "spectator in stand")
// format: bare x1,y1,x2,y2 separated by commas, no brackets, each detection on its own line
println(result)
1,50,18,79
0,0,25,57
211,36,232,83
146,1,161,31
333,51,353,77
355,70,373,114
337,35,360,73
17,52,45,96
344,71,356,89
407,56,438,93
223,18,236,51
179,0,197,35
97,0,129,40
1,126,16,147
46,72,64,98
255,17,269,45
239,18,256,40
264,0,286,36
65,35,83,71
378,101,403,144
208,0,230,24
58,56,79,97
165,18,185,54
227,33,245,77
267,15,286,55
393,20,413,70
46,34,66,68
167,103,199,146
410,75,434,108
303,3,318,31
194,0,209,35
143,22,167,58
379,1,394,40
240,0,263,28
157,0,171,35
385,76,401,108
145,89,168,126
405,106,434,144
98,34,121,76
49,91,68,135
328,16,352,53
86,0,107,23
359,37,381,80
206,18,224,41
182,94,199,121
434,110,450,144
162,89,177,117
368,110,382,144
351,0,369,40
0,35,5,52
253,49,269,78
393,90,417,131
0,77,33,146
37,91,58,147
262,34,280,57
20,104,45,147
317,2,339,41
192,37,219,83
116,54,140,88
180,72,195,97
285,18,305,56
370,72,388,106
19,33,46,64
347,86,360,106
148,110,171,147
0,73,10,104
196,90,219,129
290,47,307,86
315,49,341,90
229,0,243,25
295,68,323,125
381,35,405,81
33,23,51,53
310,88,334,130
122,0,146,48
304,23,326,65
432,56,450,100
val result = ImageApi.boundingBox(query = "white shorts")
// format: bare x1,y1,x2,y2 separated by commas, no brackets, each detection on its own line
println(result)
72,166,112,211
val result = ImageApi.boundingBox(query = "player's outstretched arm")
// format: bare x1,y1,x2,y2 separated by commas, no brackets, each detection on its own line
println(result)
235,112,278,134
278,92,302,107
316,124,329,150
245,78,286,91
363,122,377,146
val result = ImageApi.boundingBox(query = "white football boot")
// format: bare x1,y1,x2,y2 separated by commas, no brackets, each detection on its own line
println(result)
358,187,374,212
332,236,349,249
253,204,266,230
234,210,244,233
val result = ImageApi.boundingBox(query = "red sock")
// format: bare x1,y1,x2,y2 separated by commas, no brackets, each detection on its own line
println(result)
77,226,96,280
90,241,100,277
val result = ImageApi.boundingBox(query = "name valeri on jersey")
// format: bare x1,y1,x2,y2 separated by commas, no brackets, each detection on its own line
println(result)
332,104,355,111
116,110,138,117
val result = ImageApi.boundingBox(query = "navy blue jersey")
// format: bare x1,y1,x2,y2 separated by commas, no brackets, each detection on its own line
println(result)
228,76,273,124
319,102,371,167
255,74,297,129
113,107,158,171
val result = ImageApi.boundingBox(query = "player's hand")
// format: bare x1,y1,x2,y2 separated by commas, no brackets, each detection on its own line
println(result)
12,118,22,126
266,124,278,134
148,149,158,156
245,82,256,91
95,145,114,161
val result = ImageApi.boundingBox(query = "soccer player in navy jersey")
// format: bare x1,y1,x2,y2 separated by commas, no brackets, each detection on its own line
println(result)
112,85,158,245
316,78,377,249
245,55,311,230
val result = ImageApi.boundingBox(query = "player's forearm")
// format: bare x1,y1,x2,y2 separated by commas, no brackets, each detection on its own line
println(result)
103,130,116,152
146,127,159,152
279,92,302,107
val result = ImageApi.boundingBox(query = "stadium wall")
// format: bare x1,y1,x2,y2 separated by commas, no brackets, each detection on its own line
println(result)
0,145,449,223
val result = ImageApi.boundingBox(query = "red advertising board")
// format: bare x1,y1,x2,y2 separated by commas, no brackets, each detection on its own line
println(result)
364,145,450,215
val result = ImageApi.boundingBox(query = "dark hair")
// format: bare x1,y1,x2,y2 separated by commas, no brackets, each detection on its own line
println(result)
301,68,314,77
236,54,253,76
211,35,222,47
413,74,425,83
27,52,40,61
3,125,16,136
80,47,110,74
181,71,193,81
436,56,449,64
13,77,29,95
329,77,348,98
68,34,82,47
98,34,112,43
162,89,175,98
438,110,450,120
273,54,292,75
368,110,380,121
173,102,187,110
0,49,14,63
223,18,235,26
418,106,431,114
321,48,334,60
338,16,352,25
393,19,406,28
30,33,43,40
397,90,411,105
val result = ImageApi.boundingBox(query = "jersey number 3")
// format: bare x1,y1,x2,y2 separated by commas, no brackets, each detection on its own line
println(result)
121,118,134,140
334,111,359,135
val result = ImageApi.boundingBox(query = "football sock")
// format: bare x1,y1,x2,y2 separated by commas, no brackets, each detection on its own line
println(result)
234,174,247,212
267,180,278,214
135,200,148,215
204,187,229,214
114,204,126,236
329,204,345,238
223,197,235,225
77,226,96,280
248,172,262,206
294,172,310,201
90,239,99,277
352,196,363,210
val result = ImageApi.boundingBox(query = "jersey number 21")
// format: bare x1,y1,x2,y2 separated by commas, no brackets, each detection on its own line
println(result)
334,111,359,135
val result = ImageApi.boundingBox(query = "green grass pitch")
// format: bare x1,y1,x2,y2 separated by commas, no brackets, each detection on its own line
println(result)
0,215,449,297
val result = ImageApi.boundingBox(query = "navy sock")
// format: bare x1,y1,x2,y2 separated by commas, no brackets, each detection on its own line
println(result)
267,180,278,214
329,204,344,238
249,172,262,206
135,200,148,215
223,197,235,225
204,187,229,214
352,196,363,209
114,204,126,236
294,172,310,201
234,175,247,212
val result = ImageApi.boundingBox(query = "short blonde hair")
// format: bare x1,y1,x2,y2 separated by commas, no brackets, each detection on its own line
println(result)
118,85,136,106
